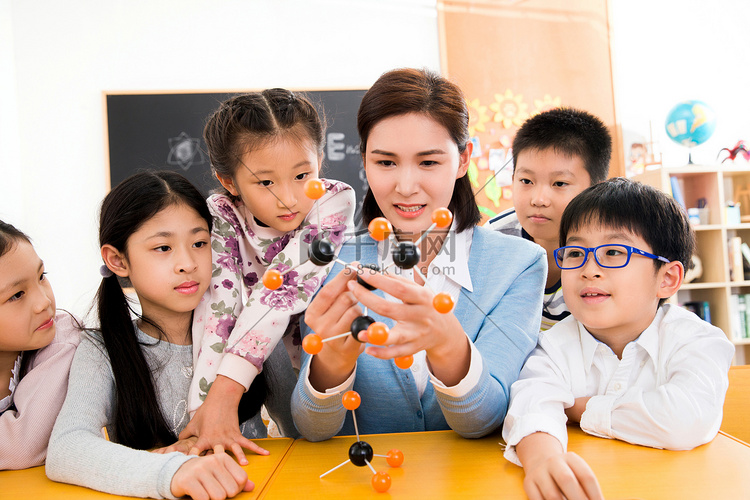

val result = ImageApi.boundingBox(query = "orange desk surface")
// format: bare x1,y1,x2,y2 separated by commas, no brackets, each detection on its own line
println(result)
261,428,750,500
0,437,293,499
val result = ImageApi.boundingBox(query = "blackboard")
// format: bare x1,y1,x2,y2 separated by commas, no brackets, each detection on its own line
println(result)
105,90,368,204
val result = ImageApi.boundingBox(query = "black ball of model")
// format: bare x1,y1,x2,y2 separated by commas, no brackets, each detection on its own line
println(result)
348,441,374,467
357,263,380,291
350,315,375,342
392,241,420,270
309,237,336,266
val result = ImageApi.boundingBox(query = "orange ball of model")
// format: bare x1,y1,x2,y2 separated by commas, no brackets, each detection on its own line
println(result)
303,178,326,200
262,269,283,290
368,217,392,242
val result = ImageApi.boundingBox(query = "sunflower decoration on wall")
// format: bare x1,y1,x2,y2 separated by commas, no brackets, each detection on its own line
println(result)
466,89,562,221
466,98,491,137
489,90,529,129
532,94,562,116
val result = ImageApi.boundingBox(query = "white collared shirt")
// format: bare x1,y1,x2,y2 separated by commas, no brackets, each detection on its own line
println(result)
306,224,484,399
502,303,735,466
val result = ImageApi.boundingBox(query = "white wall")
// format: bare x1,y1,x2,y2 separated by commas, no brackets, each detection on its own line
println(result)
0,0,440,317
610,0,750,169
3,0,749,317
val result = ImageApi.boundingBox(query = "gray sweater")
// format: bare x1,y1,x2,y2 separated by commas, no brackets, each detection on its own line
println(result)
46,329,196,498
46,322,297,499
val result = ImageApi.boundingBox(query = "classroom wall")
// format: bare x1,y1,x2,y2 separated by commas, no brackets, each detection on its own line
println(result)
0,0,441,317
2,0,748,318
610,0,750,169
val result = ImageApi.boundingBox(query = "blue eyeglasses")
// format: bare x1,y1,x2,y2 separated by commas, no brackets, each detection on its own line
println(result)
554,244,671,270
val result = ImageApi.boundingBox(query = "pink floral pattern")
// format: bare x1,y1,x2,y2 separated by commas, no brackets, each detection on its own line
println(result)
188,179,355,411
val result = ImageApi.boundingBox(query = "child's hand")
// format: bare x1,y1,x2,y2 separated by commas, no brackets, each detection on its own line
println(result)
516,432,603,500
179,376,269,465
304,264,367,390
565,397,591,424
171,453,254,500
152,436,198,455
522,451,603,500
348,270,470,386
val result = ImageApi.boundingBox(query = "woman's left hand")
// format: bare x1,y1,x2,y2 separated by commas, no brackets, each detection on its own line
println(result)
348,270,471,386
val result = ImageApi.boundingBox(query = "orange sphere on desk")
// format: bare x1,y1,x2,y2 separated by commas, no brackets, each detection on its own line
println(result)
386,449,404,467
371,471,391,493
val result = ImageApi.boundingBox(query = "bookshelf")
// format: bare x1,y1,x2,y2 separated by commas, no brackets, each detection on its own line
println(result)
633,164,750,365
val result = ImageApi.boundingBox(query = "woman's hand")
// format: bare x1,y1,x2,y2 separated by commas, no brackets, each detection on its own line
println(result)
304,264,366,391
178,376,269,465
350,270,471,386
171,453,254,500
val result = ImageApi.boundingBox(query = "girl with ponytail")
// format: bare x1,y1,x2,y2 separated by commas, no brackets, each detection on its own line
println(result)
46,171,258,499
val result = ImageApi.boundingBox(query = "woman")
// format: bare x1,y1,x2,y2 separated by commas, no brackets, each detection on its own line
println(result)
291,68,546,441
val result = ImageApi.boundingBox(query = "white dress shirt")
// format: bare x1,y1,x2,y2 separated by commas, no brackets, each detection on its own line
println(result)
503,304,735,466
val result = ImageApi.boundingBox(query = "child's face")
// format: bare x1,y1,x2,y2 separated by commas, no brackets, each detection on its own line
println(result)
512,148,591,247
219,134,321,233
561,224,670,345
363,112,470,240
0,241,57,353
121,203,212,324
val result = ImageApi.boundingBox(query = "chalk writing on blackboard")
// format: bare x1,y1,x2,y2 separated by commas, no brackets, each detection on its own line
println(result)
167,132,207,171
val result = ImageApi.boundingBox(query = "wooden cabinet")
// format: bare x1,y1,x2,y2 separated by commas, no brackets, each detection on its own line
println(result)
634,164,750,364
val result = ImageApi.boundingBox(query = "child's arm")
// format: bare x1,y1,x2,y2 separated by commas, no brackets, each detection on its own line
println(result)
579,320,735,450
516,432,603,500
0,313,79,470
46,335,196,498
186,183,354,454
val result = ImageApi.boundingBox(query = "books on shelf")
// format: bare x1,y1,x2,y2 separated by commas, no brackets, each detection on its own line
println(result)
730,236,747,282
728,294,750,340
669,176,687,212
684,300,712,325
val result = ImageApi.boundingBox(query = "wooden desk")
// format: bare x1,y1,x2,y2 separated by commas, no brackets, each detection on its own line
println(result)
260,428,750,499
3,430,750,499
0,437,294,499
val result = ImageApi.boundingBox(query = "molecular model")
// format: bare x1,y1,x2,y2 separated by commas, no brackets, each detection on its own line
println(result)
318,390,404,493
260,178,456,492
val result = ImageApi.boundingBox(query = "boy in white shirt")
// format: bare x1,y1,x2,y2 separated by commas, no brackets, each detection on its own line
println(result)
502,178,735,500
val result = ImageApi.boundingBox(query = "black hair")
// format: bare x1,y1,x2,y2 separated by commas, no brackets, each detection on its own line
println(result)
0,220,37,378
95,171,226,448
559,178,694,305
97,171,268,447
512,107,612,184
0,220,30,258
357,68,481,232
204,89,325,199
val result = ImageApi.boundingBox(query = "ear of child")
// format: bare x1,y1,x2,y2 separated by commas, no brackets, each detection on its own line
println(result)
100,244,129,278
656,260,684,300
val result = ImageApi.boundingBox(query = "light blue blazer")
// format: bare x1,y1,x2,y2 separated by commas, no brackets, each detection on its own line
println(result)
291,226,546,440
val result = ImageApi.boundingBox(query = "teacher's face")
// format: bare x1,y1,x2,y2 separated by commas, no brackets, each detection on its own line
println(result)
363,113,470,241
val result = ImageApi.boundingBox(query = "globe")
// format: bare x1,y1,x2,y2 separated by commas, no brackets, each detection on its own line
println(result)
665,100,717,148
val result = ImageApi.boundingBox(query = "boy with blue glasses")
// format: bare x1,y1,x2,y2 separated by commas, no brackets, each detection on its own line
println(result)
502,178,735,500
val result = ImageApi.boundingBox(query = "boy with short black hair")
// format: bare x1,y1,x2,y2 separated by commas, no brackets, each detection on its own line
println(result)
487,108,612,330
502,178,735,500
